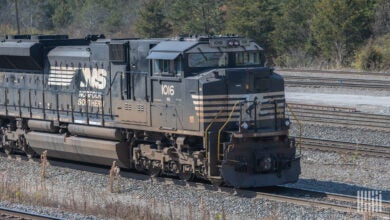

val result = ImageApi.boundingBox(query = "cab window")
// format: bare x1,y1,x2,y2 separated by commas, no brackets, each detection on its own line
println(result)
235,52,261,66
153,56,182,76
154,60,171,73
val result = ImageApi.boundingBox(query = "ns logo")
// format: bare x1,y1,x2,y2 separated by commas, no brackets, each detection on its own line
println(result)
79,68,107,90
48,66,107,90
161,84,175,96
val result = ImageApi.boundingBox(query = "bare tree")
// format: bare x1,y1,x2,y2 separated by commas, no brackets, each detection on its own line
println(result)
14,0,20,34
373,0,390,37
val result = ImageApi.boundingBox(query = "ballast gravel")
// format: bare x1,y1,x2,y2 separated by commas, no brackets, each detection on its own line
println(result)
290,123,390,147
0,152,376,219
0,149,385,220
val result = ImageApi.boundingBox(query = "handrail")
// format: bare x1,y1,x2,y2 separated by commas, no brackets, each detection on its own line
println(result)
204,108,224,160
286,104,302,154
217,101,240,161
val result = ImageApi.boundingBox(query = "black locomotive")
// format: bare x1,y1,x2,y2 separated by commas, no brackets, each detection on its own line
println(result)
0,34,300,187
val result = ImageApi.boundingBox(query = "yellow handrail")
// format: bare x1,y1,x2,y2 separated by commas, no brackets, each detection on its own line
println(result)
204,108,224,159
217,101,240,161
286,104,302,154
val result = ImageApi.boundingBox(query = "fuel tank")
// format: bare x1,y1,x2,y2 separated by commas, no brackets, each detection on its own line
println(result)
28,120,59,133
67,124,125,141
26,131,130,168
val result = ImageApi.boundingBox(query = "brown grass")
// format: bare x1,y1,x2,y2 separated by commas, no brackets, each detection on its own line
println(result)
0,178,167,219
0,162,222,220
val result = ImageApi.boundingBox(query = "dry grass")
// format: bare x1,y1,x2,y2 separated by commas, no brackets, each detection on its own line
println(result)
0,176,166,219
40,151,48,180
109,161,121,193
0,162,223,220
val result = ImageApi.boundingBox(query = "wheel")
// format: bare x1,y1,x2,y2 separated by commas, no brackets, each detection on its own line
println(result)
209,178,224,187
24,145,37,159
147,160,162,177
166,160,179,174
134,163,144,172
179,171,195,181
19,136,36,159
179,164,195,181
135,157,148,172
3,144,13,155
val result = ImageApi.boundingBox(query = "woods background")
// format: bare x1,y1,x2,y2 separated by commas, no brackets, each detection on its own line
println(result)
0,0,389,71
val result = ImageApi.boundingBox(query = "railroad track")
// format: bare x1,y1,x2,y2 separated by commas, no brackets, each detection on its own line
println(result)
287,103,390,131
250,187,390,218
0,207,61,220
2,153,389,218
155,175,390,218
297,137,390,158
38,156,390,217
277,68,390,77
178,183,390,218
256,186,390,218
276,69,390,90
284,75,390,90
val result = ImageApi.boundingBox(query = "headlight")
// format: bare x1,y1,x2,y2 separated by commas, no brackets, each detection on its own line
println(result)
259,157,272,171
284,119,290,127
241,122,249,129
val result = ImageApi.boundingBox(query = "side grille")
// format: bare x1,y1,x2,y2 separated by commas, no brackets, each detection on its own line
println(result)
109,43,126,62
137,104,144,112
124,103,132,110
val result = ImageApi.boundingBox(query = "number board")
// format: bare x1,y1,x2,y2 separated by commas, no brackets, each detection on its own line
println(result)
209,38,251,48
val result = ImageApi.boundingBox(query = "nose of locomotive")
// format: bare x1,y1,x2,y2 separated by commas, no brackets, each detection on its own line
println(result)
219,139,301,188
224,67,274,94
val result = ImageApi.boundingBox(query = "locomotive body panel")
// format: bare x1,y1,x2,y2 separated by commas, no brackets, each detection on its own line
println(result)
0,34,300,188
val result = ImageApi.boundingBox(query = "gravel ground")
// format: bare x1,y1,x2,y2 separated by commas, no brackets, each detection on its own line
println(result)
289,149,390,198
0,155,369,220
287,123,390,201
290,123,390,147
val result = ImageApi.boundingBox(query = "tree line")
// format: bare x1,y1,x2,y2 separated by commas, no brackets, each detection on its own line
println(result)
0,0,389,71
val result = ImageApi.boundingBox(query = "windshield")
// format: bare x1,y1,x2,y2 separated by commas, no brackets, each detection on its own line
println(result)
188,52,228,68
235,52,261,66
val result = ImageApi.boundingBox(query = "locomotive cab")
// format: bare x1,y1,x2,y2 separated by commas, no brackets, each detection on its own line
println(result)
147,36,301,187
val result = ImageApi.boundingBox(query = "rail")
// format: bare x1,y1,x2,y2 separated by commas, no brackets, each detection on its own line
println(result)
277,68,390,77
276,69,390,90
299,137,390,158
0,207,61,220
217,101,240,161
286,103,390,131
250,186,390,218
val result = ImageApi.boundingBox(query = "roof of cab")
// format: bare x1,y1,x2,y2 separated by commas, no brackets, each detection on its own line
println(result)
149,37,263,54
149,40,198,53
